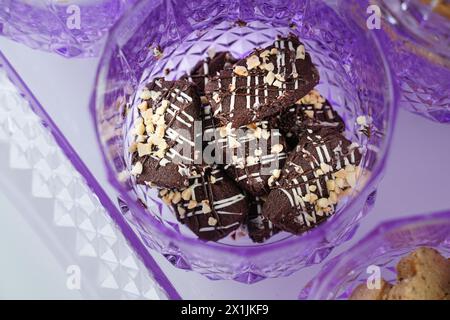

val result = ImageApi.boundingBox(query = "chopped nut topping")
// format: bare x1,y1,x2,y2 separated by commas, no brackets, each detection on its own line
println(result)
335,177,346,189
304,193,318,203
264,62,275,72
275,73,285,82
271,144,284,154
128,142,137,153
329,191,338,204
233,66,249,76
260,50,270,58
326,179,336,191
135,135,146,143
253,127,262,139
149,90,161,101
308,185,317,192
137,143,152,157
131,161,143,175
167,191,175,201
270,48,278,55
140,90,152,100
317,198,329,208
323,206,333,214
265,71,275,86
138,101,148,111
172,191,181,204
208,217,218,226
159,189,168,196
146,122,155,134
296,45,305,60
304,110,315,119
320,162,331,173
210,176,216,184
272,169,281,178
181,188,192,201
154,147,166,159
142,109,153,122
246,55,261,70
156,125,166,138
273,80,283,88
177,205,186,219
155,105,166,115
135,122,146,136
151,113,160,124
187,200,197,209
202,200,212,213
268,175,276,186
162,194,172,205
314,102,323,110
254,148,263,156
334,169,347,179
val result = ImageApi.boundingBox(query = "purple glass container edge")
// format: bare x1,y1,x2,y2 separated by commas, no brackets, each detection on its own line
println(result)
299,209,450,300
89,0,400,262
0,49,181,300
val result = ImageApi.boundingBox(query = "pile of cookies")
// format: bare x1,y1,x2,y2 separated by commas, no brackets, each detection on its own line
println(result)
129,34,362,242
350,247,450,300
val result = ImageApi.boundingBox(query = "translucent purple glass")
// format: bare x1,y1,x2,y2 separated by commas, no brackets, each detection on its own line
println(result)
300,210,450,300
343,0,450,123
0,0,135,57
91,0,398,282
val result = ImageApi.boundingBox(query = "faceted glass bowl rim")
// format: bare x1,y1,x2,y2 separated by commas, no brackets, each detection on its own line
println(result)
301,210,450,299
90,0,399,259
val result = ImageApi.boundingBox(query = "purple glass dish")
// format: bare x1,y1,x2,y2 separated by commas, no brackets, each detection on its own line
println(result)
343,0,450,123
300,210,450,300
0,0,136,57
0,49,180,299
91,0,398,283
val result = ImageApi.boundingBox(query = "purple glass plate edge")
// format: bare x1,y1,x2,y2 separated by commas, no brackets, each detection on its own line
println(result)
299,209,450,300
0,49,181,300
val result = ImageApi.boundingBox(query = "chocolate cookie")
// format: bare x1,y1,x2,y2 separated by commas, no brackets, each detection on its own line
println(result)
262,128,362,234
247,196,279,243
161,165,248,241
187,51,237,95
277,90,345,148
130,78,201,189
208,120,287,196
205,34,320,128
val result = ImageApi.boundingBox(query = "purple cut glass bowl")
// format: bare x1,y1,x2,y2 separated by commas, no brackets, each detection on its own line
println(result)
343,0,450,123
91,0,398,282
0,0,136,57
300,210,450,300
